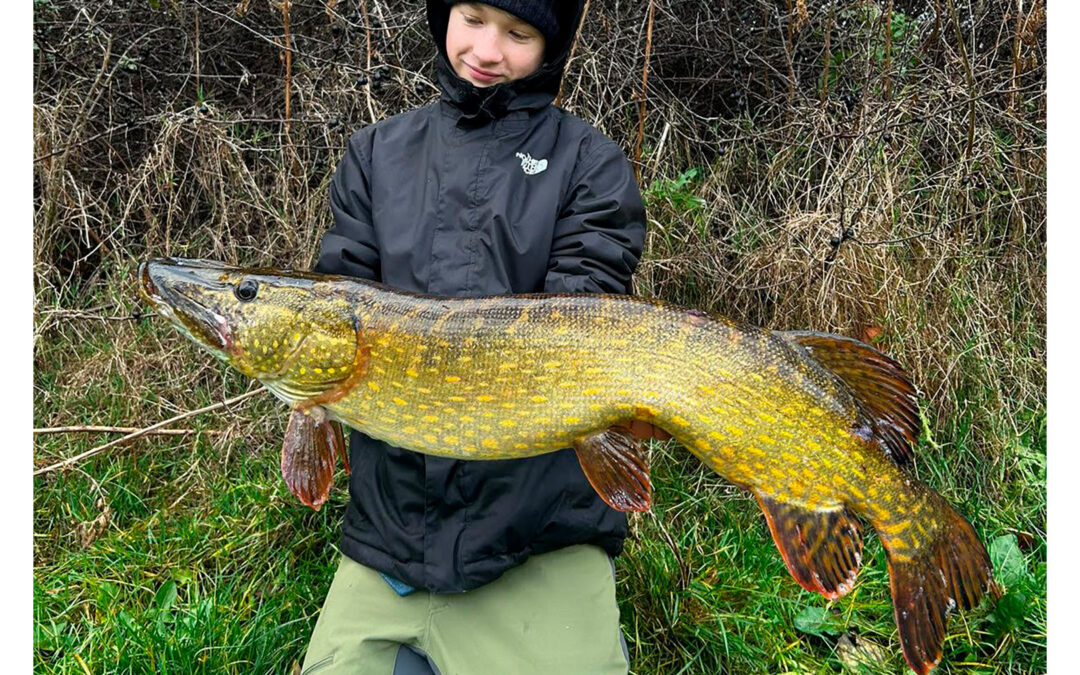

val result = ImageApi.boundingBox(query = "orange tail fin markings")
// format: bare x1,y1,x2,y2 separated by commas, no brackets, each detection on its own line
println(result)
879,496,992,674
573,426,652,512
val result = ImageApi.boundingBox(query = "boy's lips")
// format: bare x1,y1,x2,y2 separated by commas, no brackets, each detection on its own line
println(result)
465,62,502,82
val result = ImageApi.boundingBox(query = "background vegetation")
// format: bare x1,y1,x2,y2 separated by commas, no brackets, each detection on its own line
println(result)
34,0,1046,672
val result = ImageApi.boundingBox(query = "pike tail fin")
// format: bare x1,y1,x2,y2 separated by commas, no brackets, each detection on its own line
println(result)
876,494,992,675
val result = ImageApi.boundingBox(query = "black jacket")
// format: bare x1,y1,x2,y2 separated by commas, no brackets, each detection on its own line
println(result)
316,0,646,593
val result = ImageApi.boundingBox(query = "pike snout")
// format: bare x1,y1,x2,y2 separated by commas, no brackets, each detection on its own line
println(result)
138,258,238,356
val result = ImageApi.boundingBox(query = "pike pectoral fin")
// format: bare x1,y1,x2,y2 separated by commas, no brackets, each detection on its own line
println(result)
755,493,863,599
330,421,350,476
281,407,347,511
573,427,652,512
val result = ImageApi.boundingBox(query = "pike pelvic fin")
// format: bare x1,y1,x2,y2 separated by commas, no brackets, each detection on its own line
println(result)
755,493,863,599
878,496,992,675
573,426,652,512
281,407,347,511
783,331,919,465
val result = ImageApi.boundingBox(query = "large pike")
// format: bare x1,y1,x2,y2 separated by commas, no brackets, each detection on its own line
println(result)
139,257,991,674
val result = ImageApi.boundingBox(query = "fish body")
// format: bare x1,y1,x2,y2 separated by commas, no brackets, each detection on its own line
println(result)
139,258,992,674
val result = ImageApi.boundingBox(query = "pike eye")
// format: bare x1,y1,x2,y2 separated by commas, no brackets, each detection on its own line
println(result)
235,279,259,302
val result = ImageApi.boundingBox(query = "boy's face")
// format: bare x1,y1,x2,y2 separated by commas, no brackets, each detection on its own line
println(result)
445,3,546,87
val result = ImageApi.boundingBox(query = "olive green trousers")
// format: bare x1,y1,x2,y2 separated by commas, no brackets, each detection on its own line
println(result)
301,545,629,675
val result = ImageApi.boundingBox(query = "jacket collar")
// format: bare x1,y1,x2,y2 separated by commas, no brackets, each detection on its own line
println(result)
426,0,585,122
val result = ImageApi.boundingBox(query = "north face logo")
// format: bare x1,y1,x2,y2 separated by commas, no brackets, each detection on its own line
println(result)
515,152,548,175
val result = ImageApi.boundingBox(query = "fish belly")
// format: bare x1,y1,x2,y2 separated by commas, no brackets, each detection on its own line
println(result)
322,352,634,460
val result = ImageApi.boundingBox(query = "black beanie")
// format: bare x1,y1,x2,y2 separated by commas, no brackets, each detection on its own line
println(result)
445,1,561,44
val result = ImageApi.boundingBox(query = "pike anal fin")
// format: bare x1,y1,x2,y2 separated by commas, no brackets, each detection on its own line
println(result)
755,493,863,599
574,426,652,512
282,407,347,511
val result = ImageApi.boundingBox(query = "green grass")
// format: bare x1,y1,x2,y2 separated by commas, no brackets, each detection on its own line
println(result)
34,385,344,673
33,267,1046,674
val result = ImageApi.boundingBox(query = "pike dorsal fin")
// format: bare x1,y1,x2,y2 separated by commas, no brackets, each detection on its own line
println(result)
755,492,863,599
783,331,919,465
573,427,652,512
281,407,347,511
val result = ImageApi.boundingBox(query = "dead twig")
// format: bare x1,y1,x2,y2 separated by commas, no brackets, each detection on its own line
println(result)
820,3,833,109
33,388,267,476
275,0,293,130
36,308,144,321
945,0,976,161
361,0,376,124
34,426,221,436
883,0,893,100
633,0,656,183
555,0,590,108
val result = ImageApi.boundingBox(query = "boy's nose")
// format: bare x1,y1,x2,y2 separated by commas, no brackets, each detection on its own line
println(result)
471,29,504,65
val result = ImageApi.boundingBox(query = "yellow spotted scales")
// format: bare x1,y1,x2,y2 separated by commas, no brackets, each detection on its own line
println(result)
140,258,992,675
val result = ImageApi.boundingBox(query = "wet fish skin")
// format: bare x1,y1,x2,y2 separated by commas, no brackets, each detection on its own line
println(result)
139,257,992,674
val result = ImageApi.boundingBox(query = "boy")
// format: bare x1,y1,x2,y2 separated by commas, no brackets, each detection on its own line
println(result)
304,2,647,672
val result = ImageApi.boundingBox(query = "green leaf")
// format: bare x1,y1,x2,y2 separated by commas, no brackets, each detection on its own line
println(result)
96,580,120,606
794,606,842,637
643,167,706,215
990,535,1030,588
170,567,195,584
154,580,178,611
116,610,138,634
33,621,68,651
988,589,1030,635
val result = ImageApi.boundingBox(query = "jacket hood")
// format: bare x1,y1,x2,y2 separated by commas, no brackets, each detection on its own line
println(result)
426,0,585,121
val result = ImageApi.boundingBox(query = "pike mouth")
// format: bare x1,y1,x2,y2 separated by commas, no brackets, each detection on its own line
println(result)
138,260,234,359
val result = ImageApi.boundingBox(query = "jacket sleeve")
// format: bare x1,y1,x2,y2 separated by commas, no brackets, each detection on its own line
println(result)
317,129,381,280
544,141,646,295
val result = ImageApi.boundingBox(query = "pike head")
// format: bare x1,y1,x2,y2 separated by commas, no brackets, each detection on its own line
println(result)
138,258,361,403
